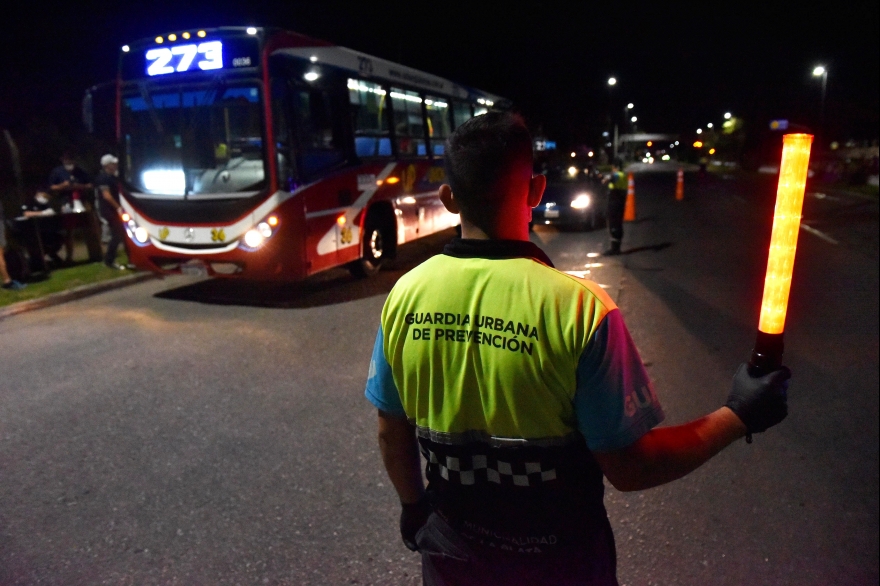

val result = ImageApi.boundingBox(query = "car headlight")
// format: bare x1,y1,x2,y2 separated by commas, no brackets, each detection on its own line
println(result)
570,194,591,209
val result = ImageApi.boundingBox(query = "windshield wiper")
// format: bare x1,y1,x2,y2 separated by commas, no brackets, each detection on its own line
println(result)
137,81,165,135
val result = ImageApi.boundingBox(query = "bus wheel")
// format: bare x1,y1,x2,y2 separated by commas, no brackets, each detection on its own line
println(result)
350,218,388,278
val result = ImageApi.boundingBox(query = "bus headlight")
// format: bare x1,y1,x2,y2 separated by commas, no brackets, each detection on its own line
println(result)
244,229,264,248
240,215,279,250
123,214,151,247
570,194,591,209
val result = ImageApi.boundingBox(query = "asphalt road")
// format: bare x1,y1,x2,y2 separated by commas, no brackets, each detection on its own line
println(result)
1,171,877,585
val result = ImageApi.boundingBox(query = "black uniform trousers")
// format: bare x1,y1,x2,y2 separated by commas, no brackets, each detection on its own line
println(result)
606,188,627,243
102,211,127,266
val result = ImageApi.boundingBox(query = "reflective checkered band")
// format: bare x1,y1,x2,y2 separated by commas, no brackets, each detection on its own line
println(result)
421,447,557,487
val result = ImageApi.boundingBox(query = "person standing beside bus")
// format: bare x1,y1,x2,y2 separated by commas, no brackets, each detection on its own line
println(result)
603,160,628,256
48,152,93,211
48,153,92,263
365,112,790,585
95,155,130,270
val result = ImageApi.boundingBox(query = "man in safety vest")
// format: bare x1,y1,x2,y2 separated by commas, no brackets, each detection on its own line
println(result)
365,112,790,585
603,160,628,255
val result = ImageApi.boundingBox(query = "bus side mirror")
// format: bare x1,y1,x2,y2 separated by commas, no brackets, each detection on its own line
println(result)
82,90,94,134
82,81,116,138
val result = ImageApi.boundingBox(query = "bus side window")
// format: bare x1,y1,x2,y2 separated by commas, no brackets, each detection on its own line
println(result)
348,79,391,158
390,88,426,157
294,87,345,178
424,96,450,156
452,101,472,129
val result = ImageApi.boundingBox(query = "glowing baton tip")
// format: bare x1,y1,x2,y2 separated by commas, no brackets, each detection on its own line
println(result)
749,133,812,385
757,133,813,336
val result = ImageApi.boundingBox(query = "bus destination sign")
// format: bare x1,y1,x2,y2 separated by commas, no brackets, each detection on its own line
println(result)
146,41,224,76
122,36,261,81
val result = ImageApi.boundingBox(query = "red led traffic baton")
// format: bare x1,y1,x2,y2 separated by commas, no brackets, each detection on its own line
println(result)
748,133,813,394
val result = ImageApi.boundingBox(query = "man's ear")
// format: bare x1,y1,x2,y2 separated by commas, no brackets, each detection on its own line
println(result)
439,184,460,214
527,174,546,208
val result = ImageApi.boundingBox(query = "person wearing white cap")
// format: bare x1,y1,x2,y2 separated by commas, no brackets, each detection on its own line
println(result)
95,154,131,269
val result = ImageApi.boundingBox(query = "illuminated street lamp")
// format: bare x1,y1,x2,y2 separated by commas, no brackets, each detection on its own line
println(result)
627,102,634,109
607,77,618,158
707,123,714,129
631,116,637,123
724,112,732,119
812,65,828,130
696,128,703,134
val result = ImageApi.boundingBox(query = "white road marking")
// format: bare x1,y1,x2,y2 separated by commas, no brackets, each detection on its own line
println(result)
800,224,839,245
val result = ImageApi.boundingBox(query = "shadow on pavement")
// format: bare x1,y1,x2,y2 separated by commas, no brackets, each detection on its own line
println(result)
621,242,674,255
153,229,454,309
627,214,658,225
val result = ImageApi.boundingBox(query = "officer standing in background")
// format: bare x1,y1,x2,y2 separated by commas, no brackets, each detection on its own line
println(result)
603,160,628,255
365,112,790,585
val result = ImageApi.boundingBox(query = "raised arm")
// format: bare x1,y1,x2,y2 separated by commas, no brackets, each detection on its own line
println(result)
594,364,789,492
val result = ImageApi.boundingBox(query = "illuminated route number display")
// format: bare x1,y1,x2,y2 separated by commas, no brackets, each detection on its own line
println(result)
146,41,223,76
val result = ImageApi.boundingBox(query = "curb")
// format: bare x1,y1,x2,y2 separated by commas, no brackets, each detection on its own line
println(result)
0,272,159,321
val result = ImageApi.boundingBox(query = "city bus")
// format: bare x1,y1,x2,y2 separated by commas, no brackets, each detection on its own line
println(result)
106,26,505,280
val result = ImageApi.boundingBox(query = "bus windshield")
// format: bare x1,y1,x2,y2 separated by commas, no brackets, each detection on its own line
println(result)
121,83,265,198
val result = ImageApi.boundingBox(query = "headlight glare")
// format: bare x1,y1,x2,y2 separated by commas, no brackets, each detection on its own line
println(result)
258,222,272,238
570,194,591,209
134,227,149,243
244,229,264,248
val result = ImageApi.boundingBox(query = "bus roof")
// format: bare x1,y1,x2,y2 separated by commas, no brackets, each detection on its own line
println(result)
123,26,506,105
273,43,506,105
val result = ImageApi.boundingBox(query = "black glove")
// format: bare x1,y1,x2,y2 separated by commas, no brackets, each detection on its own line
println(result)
399,495,431,552
726,362,790,435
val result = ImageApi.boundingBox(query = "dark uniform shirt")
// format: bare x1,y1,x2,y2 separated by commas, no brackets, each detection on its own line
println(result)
95,171,121,219
48,165,91,204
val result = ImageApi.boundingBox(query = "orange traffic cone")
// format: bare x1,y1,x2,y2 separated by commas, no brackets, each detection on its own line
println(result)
623,173,637,221
675,168,684,201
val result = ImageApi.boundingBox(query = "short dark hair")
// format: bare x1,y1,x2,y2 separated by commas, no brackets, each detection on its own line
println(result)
444,111,533,230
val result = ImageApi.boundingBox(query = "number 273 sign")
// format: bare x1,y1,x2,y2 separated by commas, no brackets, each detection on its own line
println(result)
146,41,223,76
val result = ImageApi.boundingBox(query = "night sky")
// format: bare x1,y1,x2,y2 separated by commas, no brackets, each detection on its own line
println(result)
2,1,878,152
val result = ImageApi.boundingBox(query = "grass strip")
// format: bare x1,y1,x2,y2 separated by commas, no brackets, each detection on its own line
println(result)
1,261,139,308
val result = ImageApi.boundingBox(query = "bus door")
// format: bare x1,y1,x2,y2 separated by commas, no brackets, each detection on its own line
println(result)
422,95,454,234
289,81,354,272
